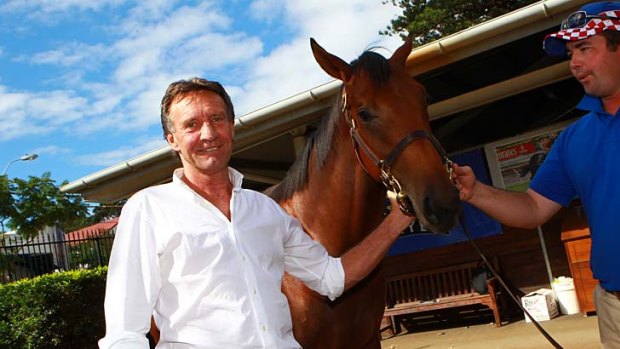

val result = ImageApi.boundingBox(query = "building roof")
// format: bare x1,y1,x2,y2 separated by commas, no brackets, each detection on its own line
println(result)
65,217,118,243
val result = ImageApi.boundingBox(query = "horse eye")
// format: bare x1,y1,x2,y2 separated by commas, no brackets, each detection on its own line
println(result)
357,108,374,122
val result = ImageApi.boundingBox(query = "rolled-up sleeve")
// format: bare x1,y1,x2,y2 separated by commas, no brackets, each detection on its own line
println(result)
281,216,345,301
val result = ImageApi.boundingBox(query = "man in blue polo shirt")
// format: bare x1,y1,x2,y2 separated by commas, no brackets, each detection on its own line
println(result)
453,2,620,347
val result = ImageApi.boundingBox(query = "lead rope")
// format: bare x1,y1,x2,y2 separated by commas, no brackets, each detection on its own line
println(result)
458,215,564,349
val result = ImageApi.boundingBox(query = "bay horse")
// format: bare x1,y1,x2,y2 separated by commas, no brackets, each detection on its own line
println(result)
266,37,461,348
148,37,460,348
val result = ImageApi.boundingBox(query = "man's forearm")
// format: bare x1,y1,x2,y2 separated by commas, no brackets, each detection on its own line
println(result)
340,211,412,291
467,181,548,229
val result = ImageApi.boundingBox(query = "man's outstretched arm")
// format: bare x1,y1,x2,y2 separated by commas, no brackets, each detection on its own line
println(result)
452,163,562,229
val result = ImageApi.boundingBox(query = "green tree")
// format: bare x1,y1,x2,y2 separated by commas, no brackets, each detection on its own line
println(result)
381,0,539,46
6,172,90,240
0,175,17,233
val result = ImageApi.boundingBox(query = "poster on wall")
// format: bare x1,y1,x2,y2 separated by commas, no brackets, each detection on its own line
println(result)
387,147,502,256
484,121,572,191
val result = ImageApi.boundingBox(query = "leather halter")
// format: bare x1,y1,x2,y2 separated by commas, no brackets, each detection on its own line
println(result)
341,90,453,216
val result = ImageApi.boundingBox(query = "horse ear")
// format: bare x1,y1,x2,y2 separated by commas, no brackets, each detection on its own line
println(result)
389,35,413,67
310,38,352,82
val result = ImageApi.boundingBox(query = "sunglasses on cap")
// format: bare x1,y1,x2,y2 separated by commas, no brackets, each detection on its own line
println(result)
561,11,601,29
560,9,619,30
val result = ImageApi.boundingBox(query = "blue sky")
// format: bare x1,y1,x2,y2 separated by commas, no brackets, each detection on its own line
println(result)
0,1,403,190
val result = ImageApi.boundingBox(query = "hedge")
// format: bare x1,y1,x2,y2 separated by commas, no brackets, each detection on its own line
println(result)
0,267,107,349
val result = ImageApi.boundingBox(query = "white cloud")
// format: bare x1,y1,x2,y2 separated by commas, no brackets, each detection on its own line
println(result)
0,90,37,141
170,32,263,73
114,3,230,56
285,0,403,57
31,145,72,156
233,0,403,115
0,87,91,141
26,91,89,125
124,0,176,24
75,137,168,167
0,0,127,22
21,43,109,68
249,0,286,22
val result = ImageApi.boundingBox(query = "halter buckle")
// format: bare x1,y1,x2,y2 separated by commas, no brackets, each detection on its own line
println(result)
444,157,454,181
381,166,415,216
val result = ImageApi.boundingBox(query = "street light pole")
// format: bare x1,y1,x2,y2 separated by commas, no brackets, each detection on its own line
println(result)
2,153,39,176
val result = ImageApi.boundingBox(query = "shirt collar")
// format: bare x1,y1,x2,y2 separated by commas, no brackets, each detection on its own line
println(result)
172,167,244,193
576,94,619,117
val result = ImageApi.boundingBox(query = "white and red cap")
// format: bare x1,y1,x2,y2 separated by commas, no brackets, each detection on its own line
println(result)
543,1,620,56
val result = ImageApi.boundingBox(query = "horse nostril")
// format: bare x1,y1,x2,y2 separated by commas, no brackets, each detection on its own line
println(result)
423,196,440,227
423,193,460,232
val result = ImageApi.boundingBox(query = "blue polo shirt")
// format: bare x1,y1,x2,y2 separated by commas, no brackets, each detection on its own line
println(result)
530,95,620,292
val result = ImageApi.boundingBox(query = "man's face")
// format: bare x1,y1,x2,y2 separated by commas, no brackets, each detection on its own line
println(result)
165,90,235,178
566,35,620,99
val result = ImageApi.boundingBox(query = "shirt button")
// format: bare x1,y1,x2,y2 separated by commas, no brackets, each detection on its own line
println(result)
252,289,257,295
261,325,267,331
242,255,246,261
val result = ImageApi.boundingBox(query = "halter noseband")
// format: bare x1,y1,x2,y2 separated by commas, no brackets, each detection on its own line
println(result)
342,90,454,216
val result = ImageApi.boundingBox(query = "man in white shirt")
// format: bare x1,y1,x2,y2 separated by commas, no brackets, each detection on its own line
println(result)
99,77,414,349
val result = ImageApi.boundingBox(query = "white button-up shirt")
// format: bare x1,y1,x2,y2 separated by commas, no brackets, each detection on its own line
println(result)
99,168,344,349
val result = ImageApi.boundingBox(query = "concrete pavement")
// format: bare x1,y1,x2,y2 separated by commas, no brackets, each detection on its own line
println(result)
381,313,600,349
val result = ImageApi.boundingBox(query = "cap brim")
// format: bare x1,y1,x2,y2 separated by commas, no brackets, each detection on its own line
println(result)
543,35,570,56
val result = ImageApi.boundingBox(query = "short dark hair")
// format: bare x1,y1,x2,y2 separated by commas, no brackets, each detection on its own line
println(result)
601,30,620,51
160,77,235,137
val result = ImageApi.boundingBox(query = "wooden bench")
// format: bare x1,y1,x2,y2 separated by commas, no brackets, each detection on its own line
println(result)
382,258,503,334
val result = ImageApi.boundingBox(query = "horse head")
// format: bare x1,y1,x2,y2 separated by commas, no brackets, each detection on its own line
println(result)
310,37,460,233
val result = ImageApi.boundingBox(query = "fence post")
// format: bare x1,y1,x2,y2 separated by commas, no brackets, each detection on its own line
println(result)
95,237,104,266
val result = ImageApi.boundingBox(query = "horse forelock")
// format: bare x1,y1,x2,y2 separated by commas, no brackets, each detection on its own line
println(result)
265,49,391,202
350,50,391,87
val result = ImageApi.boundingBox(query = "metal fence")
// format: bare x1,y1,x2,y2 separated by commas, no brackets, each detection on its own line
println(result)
0,225,116,284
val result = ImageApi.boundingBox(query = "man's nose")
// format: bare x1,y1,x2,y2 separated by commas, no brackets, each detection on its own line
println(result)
569,52,582,69
200,122,216,140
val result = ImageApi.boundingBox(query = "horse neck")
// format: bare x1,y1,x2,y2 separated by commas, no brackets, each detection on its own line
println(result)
284,120,387,256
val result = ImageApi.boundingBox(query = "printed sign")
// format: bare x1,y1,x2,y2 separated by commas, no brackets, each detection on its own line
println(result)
484,122,571,191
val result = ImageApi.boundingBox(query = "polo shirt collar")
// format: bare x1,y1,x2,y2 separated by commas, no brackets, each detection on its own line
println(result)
577,94,620,117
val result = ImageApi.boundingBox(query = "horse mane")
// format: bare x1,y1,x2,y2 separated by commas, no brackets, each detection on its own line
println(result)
265,50,392,201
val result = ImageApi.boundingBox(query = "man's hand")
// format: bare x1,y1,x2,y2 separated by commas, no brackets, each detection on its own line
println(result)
386,191,416,230
452,163,477,201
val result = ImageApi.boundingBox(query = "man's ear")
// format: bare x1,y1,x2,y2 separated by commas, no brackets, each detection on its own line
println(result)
166,132,179,152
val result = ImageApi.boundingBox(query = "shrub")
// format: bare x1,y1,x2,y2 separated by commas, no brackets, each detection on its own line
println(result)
0,267,107,349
